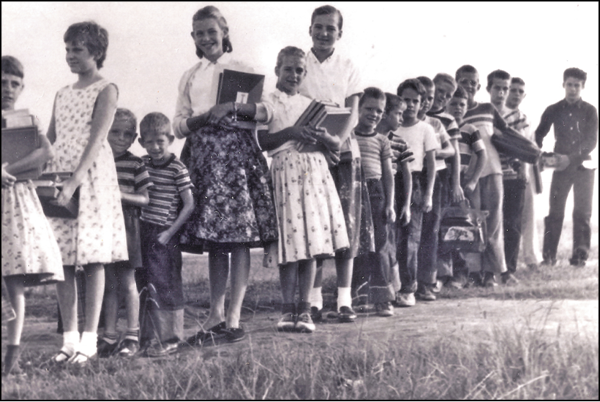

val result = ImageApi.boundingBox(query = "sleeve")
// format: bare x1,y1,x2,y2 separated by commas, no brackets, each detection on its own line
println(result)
173,66,196,138
345,59,363,99
469,127,485,153
134,161,154,192
33,115,46,137
175,163,194,192
534,104,554,148
439,125,450,148
446,117,460,141
423,124,438,152
570,104,598,166
381,135,392,160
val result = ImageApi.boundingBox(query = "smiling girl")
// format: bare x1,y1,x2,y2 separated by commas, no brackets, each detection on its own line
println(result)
45,21,127,365
174,6,277,345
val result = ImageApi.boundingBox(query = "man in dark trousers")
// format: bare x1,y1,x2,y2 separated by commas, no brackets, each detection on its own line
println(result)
535,67,598,267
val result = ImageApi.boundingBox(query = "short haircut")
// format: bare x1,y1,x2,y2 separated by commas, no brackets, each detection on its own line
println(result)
311,5,343,30
114,108,137,132
511,77,525,86
455,64,478,81
417,76,434,90
1,55,24,78
433,73,457,91
563,67,587,83
359,87,386,107
139,112,172,140
384,93,405,114
397,78,426,98
486,69,511,90
452,85,468,100
64,21,109,69
193,6,232,59
276,46,305,69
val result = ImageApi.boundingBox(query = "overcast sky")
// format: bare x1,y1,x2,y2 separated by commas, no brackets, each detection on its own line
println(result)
2,1,598,216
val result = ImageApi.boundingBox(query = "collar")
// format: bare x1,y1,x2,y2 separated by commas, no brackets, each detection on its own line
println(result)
562,97,583,109
272,87,298,100
199,52,234,70
309,48,336,64
147,153,175,168
114,151,132,161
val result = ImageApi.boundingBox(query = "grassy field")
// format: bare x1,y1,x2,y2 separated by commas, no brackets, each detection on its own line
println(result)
2,220,598,400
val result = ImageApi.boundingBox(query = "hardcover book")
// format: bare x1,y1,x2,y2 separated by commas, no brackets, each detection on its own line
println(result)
1,125,41,180
33,172,79,219
216,69,265,123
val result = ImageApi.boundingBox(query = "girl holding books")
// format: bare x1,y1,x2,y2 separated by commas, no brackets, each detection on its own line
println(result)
44,21,127,365
174,6,277,344
1,55,63,376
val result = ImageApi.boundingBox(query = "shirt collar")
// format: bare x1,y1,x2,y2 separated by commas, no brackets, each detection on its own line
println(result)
309,48,336,64
562,97,583,109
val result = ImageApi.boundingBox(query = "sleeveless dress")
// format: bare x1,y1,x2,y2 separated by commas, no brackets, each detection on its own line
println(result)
45,79,128,265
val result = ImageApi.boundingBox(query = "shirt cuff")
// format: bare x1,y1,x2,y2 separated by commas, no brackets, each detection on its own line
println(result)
177,118,192,138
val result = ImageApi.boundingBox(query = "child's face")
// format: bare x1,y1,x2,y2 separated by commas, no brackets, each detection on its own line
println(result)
446,96,468,121
487,77,510,109
309,13,342,55
420,85,435,115
506,83,526,109
1,72,24,111
563,77,584,103
456,72,480,104
275,55,307,95
381,103,407,131
191,18,225,62
358,97,385,132
108,118,137,157
400,88,421,123
433,81,455,111
139,130,173,162
65,40,97,75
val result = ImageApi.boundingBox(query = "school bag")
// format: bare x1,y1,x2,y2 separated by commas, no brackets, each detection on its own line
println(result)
439,201,488,253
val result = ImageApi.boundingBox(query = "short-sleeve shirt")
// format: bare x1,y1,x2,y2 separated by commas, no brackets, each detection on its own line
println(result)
458,122,485,175
354,131,392,180
392,121,437,173
423,115,451,171
261,89,313,157
114,151,153,196
140,154,193,227
427,108,460,141
462,102,507,177
500,106,530,179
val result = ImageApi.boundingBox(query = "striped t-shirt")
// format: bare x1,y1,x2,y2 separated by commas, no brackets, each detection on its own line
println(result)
427,108,460,140
140,154,193,227
457,122,485,174
423,115,451,171
114,151,153,196
354,130,392,180
500,106,530,180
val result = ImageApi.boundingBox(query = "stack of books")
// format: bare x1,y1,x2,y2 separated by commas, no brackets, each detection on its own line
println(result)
1,109,41,180
32,172,79,219
294,100,351,137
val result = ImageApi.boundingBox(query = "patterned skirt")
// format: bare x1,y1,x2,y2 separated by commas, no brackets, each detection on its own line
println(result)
329,158,376,259
266,149,349,266
179,124,278,253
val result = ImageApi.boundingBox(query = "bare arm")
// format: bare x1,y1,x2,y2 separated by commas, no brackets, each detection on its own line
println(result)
382,156,395,223
56,84,118,206
257,126,317,151
450,138,464,203
157,188,195,245
423,150,436,213
400,161,412,225
121,187,150,208
436,139,455,159
465,148,487,193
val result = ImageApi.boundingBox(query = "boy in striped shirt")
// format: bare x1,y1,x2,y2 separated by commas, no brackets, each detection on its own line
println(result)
98,108,153,358
137,112,194,357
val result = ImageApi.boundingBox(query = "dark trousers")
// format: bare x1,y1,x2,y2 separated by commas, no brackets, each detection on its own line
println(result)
353,179,394,303
397,172,433,293
543,167,595,262
503,178,526,273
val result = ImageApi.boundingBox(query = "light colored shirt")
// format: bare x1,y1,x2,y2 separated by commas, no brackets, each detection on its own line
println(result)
262,89,313,157
423,115,450,171
392,121,437,173
172,53,252,138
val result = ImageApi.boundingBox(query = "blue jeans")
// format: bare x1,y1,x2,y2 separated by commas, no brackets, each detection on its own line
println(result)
543,166,595,262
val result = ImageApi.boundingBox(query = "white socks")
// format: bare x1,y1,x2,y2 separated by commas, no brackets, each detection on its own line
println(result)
309,287,323,310
337,287,352,310
79,331,98,357
56,331,79,362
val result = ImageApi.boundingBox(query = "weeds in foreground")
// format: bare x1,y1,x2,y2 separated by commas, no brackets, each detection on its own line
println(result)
2,318,598,400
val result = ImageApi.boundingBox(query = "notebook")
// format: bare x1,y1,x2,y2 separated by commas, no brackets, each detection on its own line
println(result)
1,125,41,180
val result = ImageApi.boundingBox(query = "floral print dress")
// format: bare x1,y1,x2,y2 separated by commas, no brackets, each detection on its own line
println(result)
45,79,127,265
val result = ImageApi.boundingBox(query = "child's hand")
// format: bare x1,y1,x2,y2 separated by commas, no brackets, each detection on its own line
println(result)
463,179,477,195
452,182,465,203
385,206,396,223
422,194,433,213
400,205,411,226
157,229,174,245
554,154,570,171
1,163,16,188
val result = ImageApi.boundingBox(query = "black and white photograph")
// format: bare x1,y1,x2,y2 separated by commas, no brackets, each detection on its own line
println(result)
2,2,598,399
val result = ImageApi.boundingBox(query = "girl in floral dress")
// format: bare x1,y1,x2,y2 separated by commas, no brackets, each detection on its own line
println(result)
45,21,127,364
174,6,277,344
1,55,63,376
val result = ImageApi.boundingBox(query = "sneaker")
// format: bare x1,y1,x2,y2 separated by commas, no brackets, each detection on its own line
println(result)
310,306,325,323
375,302,394,317
276,312,297,332
501,272,519,286
415,284,436,301
97,338,118,358
295,312,316,333
338,306,357,323
146,340,179,358
185,321,227,346
222,326,246,343
482,272,498,288
569,258,586,267
444,275,464,290
396,292,416,307
431,280,443,293
117,339,139,357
